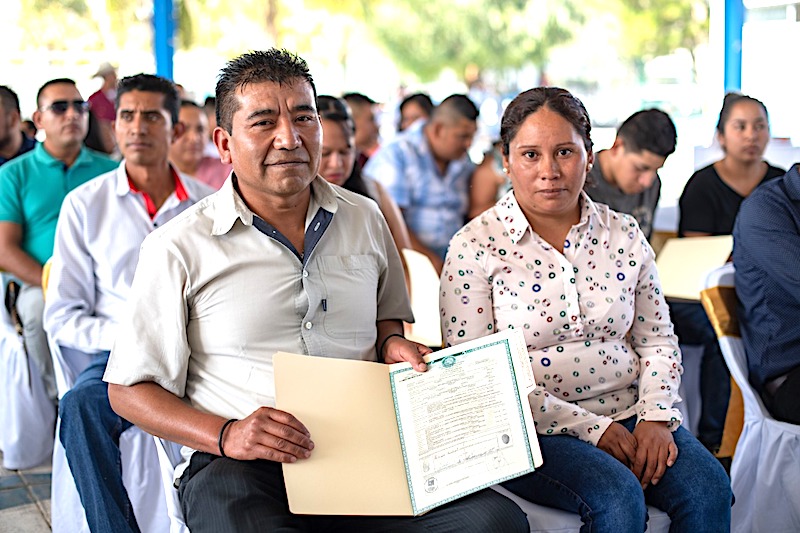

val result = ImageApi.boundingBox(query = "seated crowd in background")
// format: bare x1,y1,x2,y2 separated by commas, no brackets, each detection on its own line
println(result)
363,93,479,274
43,74,213,531
1,50,797,532
1,78,119,407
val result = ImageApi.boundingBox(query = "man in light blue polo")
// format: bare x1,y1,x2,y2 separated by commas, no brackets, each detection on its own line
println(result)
0,78,117,402
364,94,478,274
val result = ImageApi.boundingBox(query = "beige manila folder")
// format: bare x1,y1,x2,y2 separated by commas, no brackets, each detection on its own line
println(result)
655,235,733,301
274,329,541,516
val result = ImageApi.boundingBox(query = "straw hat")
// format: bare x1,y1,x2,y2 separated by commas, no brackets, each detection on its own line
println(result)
93,62,117,78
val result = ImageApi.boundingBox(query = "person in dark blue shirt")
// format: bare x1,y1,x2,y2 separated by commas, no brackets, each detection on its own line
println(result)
0,86,36,167
733,162,800,424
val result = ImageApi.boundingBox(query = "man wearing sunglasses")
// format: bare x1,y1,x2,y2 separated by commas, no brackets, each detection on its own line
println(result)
0,78,117,404
44,73,213,533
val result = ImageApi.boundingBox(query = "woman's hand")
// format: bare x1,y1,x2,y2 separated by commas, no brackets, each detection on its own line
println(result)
597,421,638,468
631,421,678,489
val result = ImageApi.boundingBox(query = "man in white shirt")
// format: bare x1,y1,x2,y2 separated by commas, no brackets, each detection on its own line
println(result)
104,49,528,532
43,73,212,533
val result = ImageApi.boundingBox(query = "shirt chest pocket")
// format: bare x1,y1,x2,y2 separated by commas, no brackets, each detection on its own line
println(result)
316,255,379,339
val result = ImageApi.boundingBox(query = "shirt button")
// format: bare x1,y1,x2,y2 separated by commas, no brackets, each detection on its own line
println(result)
303,270,309,278
304,322,313,329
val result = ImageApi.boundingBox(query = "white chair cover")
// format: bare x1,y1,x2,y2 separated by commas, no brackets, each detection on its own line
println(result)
51,421,168,533
704,263,800,533
153,437,190,533
491,485,671,532
403,248,443,348
676,344,703,436
0,315,55,470
49,341,169,533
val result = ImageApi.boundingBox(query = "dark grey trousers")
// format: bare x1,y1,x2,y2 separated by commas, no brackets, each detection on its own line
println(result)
178,452,529,533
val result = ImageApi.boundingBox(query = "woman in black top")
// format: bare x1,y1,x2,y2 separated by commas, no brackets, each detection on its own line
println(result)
679,93,784,237
674,93,784,454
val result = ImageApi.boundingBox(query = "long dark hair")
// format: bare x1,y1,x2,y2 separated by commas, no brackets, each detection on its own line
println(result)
316,95,374,200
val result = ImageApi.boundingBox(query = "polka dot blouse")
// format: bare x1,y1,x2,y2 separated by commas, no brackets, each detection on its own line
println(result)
440,191,683,445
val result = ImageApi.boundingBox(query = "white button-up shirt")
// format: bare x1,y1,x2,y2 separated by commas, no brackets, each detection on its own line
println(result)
104,175,412,421
43,163,214,353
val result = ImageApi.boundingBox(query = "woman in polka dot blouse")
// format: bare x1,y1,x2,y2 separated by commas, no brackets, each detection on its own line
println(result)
440,87,732,531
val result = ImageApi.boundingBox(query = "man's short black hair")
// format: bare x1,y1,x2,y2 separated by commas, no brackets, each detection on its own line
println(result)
36,78,78,108
180,99,202,110
617,109,677,158
215,49,316,134
342,92,377,108
432,94,480,124
0,86,21,113
116,74,181,124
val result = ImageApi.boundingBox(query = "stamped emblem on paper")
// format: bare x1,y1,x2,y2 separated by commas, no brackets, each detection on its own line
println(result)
425,477,438,493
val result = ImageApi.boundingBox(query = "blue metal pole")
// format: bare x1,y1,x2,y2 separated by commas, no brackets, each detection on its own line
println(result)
153,0,175,80
723,0,744,92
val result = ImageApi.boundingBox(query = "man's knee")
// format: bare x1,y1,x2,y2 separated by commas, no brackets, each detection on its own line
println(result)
59,381,111,428
466,490,529,533
180,455,291,531
16,285,45,325
422,489,529,533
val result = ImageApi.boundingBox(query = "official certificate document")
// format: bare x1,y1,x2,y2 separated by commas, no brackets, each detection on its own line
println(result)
274,329,542,516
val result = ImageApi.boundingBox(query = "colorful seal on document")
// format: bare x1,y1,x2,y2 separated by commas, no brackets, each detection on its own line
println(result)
442,355,457,368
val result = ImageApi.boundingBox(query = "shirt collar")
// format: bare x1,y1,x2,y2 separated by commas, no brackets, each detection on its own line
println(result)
784,164,800,201
33,142,91,168
113,161,188,197
497,189,606,246
211,174,354,237
113,161,191,218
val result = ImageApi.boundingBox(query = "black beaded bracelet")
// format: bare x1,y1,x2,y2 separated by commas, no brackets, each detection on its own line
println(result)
218,418,238,458
379,333,406,360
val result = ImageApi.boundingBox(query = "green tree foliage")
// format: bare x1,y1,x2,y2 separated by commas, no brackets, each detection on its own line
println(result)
33,0,88,15
310,0,583,82
19,0,151,52
608,0,709,77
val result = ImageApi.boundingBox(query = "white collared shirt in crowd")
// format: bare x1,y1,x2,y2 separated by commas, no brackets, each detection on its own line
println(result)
44,162,214,353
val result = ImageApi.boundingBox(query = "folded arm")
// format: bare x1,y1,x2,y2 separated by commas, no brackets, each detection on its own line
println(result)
0,222,43,286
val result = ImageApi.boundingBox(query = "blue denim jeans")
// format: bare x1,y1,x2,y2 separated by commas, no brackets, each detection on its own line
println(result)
58,349,140,533
502,416,732,532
